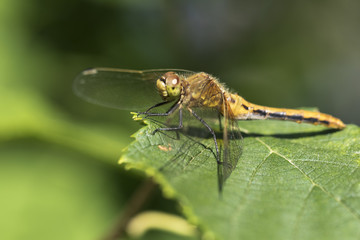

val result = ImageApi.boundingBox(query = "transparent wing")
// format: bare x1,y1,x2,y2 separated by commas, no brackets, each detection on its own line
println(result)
73,68,194,110
174,105,243,193
218,107,243,193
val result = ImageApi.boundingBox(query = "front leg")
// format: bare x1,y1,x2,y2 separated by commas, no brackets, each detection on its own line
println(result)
134,100,183,135
152,108,183,135
142,101,171,114
137,101,179,117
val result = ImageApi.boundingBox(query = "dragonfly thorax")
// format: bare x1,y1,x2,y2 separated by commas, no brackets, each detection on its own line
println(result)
156,72,182,101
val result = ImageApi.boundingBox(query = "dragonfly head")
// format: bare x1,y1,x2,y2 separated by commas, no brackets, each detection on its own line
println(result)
156,72,181,101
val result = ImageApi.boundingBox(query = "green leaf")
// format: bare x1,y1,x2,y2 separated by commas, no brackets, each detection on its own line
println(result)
121,120,360,240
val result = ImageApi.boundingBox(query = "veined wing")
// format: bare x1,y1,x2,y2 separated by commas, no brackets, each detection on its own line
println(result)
73,68,194,110
218,102,243,193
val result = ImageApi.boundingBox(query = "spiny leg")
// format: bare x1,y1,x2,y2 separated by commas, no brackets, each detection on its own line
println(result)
136,100,183,138
140,101,172,115
138,101,179,117
152,108,183,135
188,108,221,165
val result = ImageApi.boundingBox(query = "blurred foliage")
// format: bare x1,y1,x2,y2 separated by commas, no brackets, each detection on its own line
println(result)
0,0,359,239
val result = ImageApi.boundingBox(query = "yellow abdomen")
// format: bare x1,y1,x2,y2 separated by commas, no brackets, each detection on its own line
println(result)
226,93,345,129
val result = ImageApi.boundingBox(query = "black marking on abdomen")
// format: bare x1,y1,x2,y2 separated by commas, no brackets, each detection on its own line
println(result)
286,114,304,121
271,114,322,124
253,109,267,116
320,120,330,125
268,112,305,121
268,112,286,119
303,117,319,123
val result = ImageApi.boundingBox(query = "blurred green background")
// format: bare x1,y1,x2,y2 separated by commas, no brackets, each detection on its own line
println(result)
1,0,359,239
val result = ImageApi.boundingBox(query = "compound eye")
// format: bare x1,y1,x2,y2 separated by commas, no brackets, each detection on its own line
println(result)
170,76,179,86
161,72,181,98
163,72,179,87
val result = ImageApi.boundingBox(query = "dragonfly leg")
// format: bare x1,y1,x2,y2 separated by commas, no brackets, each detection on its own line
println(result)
218,113,223,132
152,108,183,135
139,101,179,117
188,108,221,165
137,101,171,117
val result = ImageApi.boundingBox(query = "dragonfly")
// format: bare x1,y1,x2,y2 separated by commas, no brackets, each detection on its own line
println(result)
73,68,346,192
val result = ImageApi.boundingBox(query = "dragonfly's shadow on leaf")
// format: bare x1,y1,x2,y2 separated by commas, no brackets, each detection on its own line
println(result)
242,128,340,139
157,130,217,176
143,111,243,193
150,123,243,194
141,118,218,176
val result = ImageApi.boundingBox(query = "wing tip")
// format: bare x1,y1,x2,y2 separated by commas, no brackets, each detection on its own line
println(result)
82,68,98,76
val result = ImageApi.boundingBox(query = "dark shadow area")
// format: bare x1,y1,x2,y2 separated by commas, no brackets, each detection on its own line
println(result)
241,128,341,139
151,123,341,140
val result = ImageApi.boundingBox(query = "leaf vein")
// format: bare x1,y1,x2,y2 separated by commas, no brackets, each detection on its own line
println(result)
255,137,360,222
